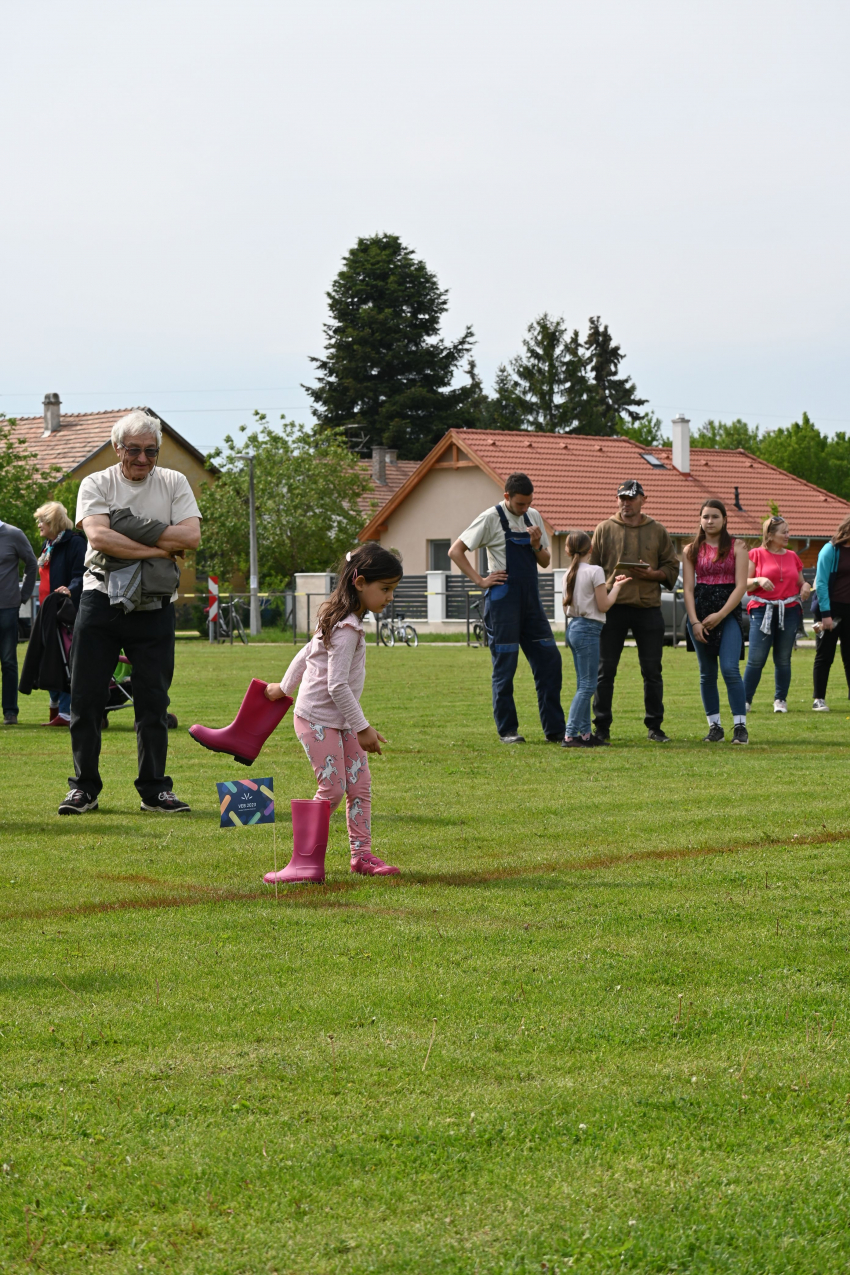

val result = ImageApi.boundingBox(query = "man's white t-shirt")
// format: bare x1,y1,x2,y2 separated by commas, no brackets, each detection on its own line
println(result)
75,464,202,595
566,562,607,622
459,500,549,574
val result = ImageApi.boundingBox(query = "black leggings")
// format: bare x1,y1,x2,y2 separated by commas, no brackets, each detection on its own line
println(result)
813,601,850,700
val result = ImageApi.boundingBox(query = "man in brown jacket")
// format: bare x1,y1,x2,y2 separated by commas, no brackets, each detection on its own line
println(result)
590,479,680,742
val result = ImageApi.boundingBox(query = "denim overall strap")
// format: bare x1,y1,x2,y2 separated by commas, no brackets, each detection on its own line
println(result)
484,505,564,738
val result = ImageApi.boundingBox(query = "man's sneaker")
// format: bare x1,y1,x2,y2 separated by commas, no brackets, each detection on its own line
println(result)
590,731,610,746
545,733,565,743
140,791,191,814
561,735,589,748
58,789,98,815
702,724,725,743
3,713,18,725
745,702,752,714
773,699,788,713
732,724,749,745
813,698,830,712
647,728,672,743
499,734,525,744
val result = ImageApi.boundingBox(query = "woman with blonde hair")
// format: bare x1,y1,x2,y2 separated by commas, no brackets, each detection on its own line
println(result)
33,500,85,725
811,513,850,710
743,515,811,714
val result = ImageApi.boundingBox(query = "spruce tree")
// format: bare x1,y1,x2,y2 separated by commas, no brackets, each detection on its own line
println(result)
305,234,476,460
489,313,588,432
576,316,646,435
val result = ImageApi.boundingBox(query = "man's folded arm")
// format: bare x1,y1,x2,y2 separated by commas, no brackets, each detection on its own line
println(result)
156,517,201,554
81,515,171,560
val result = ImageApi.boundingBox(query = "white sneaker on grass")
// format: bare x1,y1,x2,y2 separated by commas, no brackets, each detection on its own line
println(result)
773,699,788,713
745,702,752,714
813,698,830,712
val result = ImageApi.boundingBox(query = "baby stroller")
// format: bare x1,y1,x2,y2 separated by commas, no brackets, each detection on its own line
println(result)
102,654,179,731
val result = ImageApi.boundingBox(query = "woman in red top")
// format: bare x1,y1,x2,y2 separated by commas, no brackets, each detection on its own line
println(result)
683,499,750,743
743,515,811,713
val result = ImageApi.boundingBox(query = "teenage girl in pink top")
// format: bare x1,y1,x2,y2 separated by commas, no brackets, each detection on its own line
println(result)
682,499,750,743
743,515,811,713
265,543,404,875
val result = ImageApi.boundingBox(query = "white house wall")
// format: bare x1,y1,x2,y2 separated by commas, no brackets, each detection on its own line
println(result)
375,464,507,572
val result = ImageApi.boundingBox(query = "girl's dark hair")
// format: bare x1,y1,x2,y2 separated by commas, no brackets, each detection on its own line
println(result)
317,542,403,647
685,499,733,564
563,530,592,606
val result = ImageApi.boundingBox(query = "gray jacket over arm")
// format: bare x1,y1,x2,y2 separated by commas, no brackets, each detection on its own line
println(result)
87,508,181,612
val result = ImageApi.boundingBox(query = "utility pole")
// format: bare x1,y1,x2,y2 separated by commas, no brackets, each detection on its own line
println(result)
234,453,261,635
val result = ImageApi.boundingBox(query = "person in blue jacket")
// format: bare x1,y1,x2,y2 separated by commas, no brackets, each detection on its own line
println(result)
33,501,86,724
812,514,850,711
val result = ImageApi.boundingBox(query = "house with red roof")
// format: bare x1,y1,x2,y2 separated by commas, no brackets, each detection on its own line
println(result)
359,425,850,572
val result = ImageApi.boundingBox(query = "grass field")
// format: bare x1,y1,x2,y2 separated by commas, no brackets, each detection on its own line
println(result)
2,640,849,1274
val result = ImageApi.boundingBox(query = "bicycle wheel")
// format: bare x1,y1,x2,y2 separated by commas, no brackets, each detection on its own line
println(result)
404,624,418,647
233,610,249,646
379,621,395,647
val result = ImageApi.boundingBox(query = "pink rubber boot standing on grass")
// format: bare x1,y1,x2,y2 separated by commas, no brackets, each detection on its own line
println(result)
264,798,331,884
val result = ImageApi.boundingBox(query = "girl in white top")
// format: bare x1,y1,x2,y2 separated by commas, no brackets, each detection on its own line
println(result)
562,531,630,747
264,543,403,875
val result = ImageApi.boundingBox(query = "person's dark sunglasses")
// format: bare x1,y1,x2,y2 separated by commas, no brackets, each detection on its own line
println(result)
121,446,160,460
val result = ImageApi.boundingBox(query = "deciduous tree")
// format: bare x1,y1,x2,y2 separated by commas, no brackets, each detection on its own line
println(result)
198,416,374,587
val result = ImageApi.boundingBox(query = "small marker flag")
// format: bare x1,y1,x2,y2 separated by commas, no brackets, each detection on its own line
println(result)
216,777,275,828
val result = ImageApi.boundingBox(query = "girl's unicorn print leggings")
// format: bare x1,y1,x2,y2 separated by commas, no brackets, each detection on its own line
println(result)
293,715,372,854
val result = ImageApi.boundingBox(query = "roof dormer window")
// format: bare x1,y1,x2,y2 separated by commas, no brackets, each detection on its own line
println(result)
640,453,667,469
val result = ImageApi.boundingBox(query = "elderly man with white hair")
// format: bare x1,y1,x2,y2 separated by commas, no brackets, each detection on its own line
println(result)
59,411,202,815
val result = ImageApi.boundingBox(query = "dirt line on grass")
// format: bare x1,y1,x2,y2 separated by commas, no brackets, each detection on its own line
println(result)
3,827,847,925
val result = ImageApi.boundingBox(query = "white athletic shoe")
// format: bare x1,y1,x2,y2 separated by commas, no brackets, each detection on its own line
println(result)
745,702,752,714
773,699,788,713
812,698,830,712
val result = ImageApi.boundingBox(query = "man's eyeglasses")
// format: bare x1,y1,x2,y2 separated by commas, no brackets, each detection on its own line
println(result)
120,446,160,460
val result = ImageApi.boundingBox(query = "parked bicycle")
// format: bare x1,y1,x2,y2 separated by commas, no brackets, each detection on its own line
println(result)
206,599,248,645
378,612,419,647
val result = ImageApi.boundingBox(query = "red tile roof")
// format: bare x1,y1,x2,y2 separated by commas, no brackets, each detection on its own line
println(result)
8,407,210,477
360,429,850,541
357,458,421,516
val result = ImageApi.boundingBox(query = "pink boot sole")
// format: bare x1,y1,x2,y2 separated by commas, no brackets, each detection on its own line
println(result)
350,852,400,876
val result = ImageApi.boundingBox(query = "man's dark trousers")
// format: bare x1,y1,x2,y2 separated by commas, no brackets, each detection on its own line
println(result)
69,590,175,800
485,582,565,738
593,603,665,734
0,606,19,717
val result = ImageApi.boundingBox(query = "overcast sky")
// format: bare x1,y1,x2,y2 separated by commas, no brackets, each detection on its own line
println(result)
2,0,849,452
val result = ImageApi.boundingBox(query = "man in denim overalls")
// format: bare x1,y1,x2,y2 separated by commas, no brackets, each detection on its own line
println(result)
449,472,565,743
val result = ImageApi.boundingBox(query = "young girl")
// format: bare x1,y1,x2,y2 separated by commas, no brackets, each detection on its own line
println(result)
561,531,629,747
682,498,750,743
264,543,403,879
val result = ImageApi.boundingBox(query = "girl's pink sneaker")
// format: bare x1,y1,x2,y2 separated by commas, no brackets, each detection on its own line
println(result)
350,851,400,876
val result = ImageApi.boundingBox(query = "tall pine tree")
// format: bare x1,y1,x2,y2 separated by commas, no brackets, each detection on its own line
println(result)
304,234,477,460
489,314,586,432
575,316,646,435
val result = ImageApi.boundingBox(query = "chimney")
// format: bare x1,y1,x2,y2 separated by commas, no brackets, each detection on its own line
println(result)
371,446,388,485
671,413,690,473
42,392,62,436
385,449,398,466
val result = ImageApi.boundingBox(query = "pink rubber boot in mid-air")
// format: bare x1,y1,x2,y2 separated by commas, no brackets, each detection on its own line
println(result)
189,678,293,766
264,798,331,885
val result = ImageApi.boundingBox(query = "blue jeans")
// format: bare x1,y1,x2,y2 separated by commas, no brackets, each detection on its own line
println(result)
50,687,71,716
743,605,799,704
565,617,603,737
686,614,746,717
0,606,19,717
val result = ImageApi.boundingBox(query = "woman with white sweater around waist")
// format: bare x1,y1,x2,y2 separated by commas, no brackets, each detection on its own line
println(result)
743,516,811,714
264,542,403,881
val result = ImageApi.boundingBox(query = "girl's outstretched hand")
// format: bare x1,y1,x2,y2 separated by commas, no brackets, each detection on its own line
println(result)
264,682,286,701
357,726,387,755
